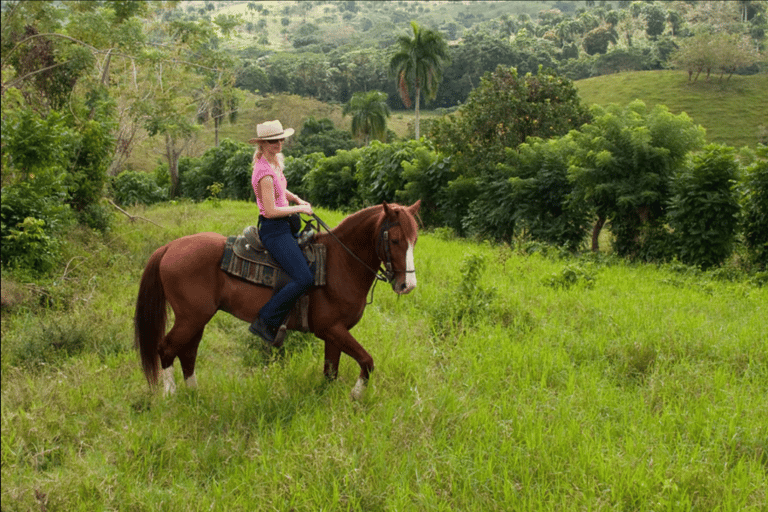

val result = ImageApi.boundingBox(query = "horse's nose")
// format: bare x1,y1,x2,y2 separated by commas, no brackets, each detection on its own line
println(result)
398,280,415,294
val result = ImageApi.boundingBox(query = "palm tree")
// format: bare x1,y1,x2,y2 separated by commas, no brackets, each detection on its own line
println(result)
343,91,391,145
389,21,450,140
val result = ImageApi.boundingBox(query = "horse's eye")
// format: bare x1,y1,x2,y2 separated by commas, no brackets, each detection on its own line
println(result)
391,239,400,245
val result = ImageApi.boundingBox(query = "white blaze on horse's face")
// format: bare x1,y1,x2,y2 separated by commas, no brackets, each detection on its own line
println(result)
402,242,417,294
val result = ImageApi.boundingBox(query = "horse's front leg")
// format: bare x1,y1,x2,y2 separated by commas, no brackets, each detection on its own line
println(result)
319,324,374,400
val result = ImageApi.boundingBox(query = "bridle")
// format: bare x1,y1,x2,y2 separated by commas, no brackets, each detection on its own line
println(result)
311,213,415,287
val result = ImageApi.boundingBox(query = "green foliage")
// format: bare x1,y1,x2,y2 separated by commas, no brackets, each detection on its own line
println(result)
582,26,617,55
205,182,224,208
1,106,75,272
356,140,423,206
65,117,116,214
304,149,362,211
284,152,326,201
399,146,454,227
178,139,254,201
111,171,168,206
431,65,591,173
509,135,591,250
542,262,597,289
1,107,73,177
0,217,61,274
430,252,496,337
343,90,391,144
569,101,706,258
669,145,741,269
740,146,768,268
290,117,357,158
642,3,667,38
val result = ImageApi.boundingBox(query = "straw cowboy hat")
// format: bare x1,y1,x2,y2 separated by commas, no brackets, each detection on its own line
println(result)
249,120,295,143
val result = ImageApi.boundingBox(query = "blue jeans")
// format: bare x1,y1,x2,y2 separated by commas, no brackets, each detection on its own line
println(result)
257,217,314,328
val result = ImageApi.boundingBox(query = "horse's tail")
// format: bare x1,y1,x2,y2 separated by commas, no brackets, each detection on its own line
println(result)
134,244,170,386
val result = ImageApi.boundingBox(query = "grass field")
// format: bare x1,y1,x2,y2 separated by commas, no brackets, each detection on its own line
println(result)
2,200,766,511
575,70,768,149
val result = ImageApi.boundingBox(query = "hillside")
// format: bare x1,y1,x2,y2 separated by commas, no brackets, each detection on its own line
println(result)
575,70,768,148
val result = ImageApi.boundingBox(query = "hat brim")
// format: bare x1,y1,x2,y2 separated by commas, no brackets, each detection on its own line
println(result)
249,128,295,144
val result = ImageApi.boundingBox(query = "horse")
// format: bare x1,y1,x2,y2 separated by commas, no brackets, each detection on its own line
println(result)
134,201,420,400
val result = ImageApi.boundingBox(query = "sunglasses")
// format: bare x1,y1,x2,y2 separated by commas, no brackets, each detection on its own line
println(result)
265,139,284,145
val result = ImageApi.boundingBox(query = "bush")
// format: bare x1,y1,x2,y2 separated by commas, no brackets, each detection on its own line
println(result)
740,145,768,269
304,149,362,211
1,177,73,273
669,145,741,269
399,147,454,228
356,140,423,206
1,216,62,274
178,139,253,201
111,170,168,206
284,152,326,202
508,136,591,250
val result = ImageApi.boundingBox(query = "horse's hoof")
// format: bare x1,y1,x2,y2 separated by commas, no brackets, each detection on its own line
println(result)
350,377,367,401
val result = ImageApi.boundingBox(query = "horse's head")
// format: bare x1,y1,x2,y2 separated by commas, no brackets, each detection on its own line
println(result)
379,200,420,295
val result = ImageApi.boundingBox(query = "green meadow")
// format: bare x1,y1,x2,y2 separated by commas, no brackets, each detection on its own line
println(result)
2,200,766,511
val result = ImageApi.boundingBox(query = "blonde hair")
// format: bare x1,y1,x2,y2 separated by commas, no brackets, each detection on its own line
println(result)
252,144,264,165
252,145,284,169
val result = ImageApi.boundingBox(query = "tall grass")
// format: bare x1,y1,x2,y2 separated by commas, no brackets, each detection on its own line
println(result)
2,200,766,511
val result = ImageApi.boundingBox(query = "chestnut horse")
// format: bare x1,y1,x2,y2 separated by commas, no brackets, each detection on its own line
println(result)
134,201,420,400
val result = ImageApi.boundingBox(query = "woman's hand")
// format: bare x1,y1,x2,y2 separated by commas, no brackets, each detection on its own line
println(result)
297,203,313,216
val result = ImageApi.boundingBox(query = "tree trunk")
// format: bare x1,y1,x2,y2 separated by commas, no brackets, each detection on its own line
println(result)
591,215,606,252
414,85,421,140
166,133,181,198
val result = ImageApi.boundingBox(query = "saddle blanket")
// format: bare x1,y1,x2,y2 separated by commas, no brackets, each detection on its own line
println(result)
220,225,327,288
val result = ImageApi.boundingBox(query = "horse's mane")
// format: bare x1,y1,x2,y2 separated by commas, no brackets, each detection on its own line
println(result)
330,203,418,243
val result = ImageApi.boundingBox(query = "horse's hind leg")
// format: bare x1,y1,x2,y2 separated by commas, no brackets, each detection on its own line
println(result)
158,318,207,395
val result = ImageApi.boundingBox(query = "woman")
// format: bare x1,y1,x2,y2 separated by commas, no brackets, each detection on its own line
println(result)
248,120,314,347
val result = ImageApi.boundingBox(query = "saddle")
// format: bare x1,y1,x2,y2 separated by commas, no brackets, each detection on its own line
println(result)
220,225,326,332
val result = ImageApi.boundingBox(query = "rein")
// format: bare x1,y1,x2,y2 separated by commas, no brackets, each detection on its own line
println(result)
310,213,393,284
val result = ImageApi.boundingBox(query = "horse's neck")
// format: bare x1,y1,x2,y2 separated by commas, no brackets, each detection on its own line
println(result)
322,206,381,265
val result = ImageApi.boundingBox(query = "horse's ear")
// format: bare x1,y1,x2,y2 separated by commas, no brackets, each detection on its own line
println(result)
408,200,421,215
382,201,393,217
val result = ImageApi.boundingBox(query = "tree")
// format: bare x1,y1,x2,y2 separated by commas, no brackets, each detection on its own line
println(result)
643,3,667,39
582,26,617,55
670,32,761,82
343,91,391,145
389,21,449,140
569,101,706,256
430,66,591,174
740,145,768,269
138,17,236,196
668,145,741,269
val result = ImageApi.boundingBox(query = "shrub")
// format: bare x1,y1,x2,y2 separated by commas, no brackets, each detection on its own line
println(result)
356,140,423,206
508,136,591,250
669,145,740,269
1,217,62,274
284,152,325,201
178,139,253,201
111,170,168,206
304,149,362,211
399,147,454,228
740,145,768,269
1,177,73,273
430,252,496,337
